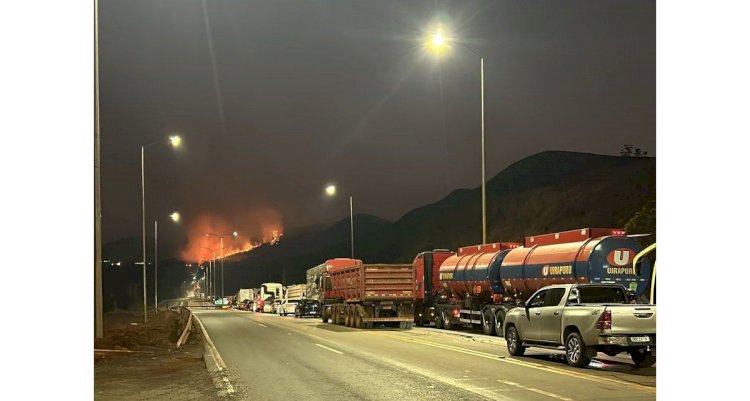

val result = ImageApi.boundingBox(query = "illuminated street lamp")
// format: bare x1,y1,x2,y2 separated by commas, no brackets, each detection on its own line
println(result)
207,231,239,300
325,184,354,259
203,247,216,300
425,27,487,244
140,134,182,323
153,211,180,314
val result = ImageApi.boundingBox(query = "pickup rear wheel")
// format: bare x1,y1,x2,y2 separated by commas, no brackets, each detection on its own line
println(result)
482,309,496,336
631,349,656,368
506,326,525,356
565,332,592,368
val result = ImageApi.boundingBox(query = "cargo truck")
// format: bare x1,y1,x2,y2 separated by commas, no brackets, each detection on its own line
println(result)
319,258,416,329
235,288,254,305
413,249,454,326
278,284,305,316
430,228,654,336
257,282,283,313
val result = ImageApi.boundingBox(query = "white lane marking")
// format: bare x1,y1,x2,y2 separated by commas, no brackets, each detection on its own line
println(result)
256,322,268,327
498,380,574,401
315,343,344,355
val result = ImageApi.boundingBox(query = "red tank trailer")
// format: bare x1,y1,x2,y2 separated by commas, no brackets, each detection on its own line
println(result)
427,228,653,336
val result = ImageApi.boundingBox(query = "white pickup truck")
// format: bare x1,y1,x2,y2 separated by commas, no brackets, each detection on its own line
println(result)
503,284,656,368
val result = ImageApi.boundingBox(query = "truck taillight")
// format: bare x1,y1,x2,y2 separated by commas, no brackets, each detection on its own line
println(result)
452,308,460,318
596,310,612,330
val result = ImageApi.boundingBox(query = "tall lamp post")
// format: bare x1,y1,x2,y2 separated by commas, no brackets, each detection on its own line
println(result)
324,184,354,258
207,231,239,301
426,29,487,244
141,134,181,323
152,211,180,313
203,247,216,300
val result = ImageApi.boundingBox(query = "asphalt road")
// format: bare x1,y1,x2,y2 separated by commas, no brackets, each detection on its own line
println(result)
192,309,655,401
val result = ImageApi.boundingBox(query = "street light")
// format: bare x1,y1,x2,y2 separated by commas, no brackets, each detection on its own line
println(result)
203,247,216,300
206,231,238,300
325,184,354,259
140,134,182,323
153,211,180,314
425,27,488,244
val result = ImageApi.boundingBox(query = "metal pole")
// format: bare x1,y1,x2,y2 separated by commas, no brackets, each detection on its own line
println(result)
213,251,217,299
141,145,147,323
94,0,104,339
154,220,158,313
350,196,354,258
480,57,487,244
220,237,224,300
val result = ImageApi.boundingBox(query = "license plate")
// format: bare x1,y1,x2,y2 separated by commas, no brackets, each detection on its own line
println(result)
630,336,650,342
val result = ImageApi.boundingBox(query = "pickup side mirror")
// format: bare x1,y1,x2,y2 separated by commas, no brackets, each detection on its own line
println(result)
626,289,637,303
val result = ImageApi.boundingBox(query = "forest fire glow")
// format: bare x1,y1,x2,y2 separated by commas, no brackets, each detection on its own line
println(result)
180,211,283,263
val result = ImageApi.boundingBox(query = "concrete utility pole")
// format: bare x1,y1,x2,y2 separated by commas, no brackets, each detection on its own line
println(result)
94,0,104,339
141,145,147,323
154,220,158,313
350,196,354,258
480,57,486,244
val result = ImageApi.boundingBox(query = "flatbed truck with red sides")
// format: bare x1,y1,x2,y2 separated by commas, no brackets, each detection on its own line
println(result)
319,258,416,329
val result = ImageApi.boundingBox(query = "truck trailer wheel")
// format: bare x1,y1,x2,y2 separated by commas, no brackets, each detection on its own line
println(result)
506,326,526,356
434,311,444,329
564,331,592,368
441,309,454,330
354,306,364,329
630,349,656,368
482,309,495,336
321,308,329,323
494,310,506,336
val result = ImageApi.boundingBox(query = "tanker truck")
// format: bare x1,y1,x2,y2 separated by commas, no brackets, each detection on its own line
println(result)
432,228,653,336
319,258,416,329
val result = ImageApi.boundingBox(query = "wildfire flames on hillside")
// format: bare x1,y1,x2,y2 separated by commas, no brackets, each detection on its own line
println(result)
180,211,283,263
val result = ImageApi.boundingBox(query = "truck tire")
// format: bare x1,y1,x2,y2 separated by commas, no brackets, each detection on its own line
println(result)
506,326,526,356
565,331,592,368
494,310,506,337
630,349,656,368
344,306,351,327
482,309,495,336
333,306,341,325
434,311,444,329
354,306,364,329
441,309,454,330
321,308,329,323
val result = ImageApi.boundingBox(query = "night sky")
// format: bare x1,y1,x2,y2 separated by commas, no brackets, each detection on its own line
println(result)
99,0,655,252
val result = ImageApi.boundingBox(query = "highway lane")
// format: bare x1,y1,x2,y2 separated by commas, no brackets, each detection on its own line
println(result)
192,309,655,401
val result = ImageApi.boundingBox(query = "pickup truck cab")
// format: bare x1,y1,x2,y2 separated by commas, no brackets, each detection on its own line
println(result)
503,284,656,368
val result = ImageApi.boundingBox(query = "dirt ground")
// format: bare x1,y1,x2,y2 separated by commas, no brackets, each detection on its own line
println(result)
94,311,224,401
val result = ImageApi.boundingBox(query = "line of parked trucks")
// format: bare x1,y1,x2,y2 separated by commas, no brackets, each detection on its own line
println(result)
232,227,656,368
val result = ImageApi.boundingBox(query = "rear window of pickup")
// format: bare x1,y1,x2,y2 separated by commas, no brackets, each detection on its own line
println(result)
577,287,627,304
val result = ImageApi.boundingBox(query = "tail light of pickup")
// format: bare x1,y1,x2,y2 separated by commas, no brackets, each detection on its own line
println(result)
596,310,612,330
